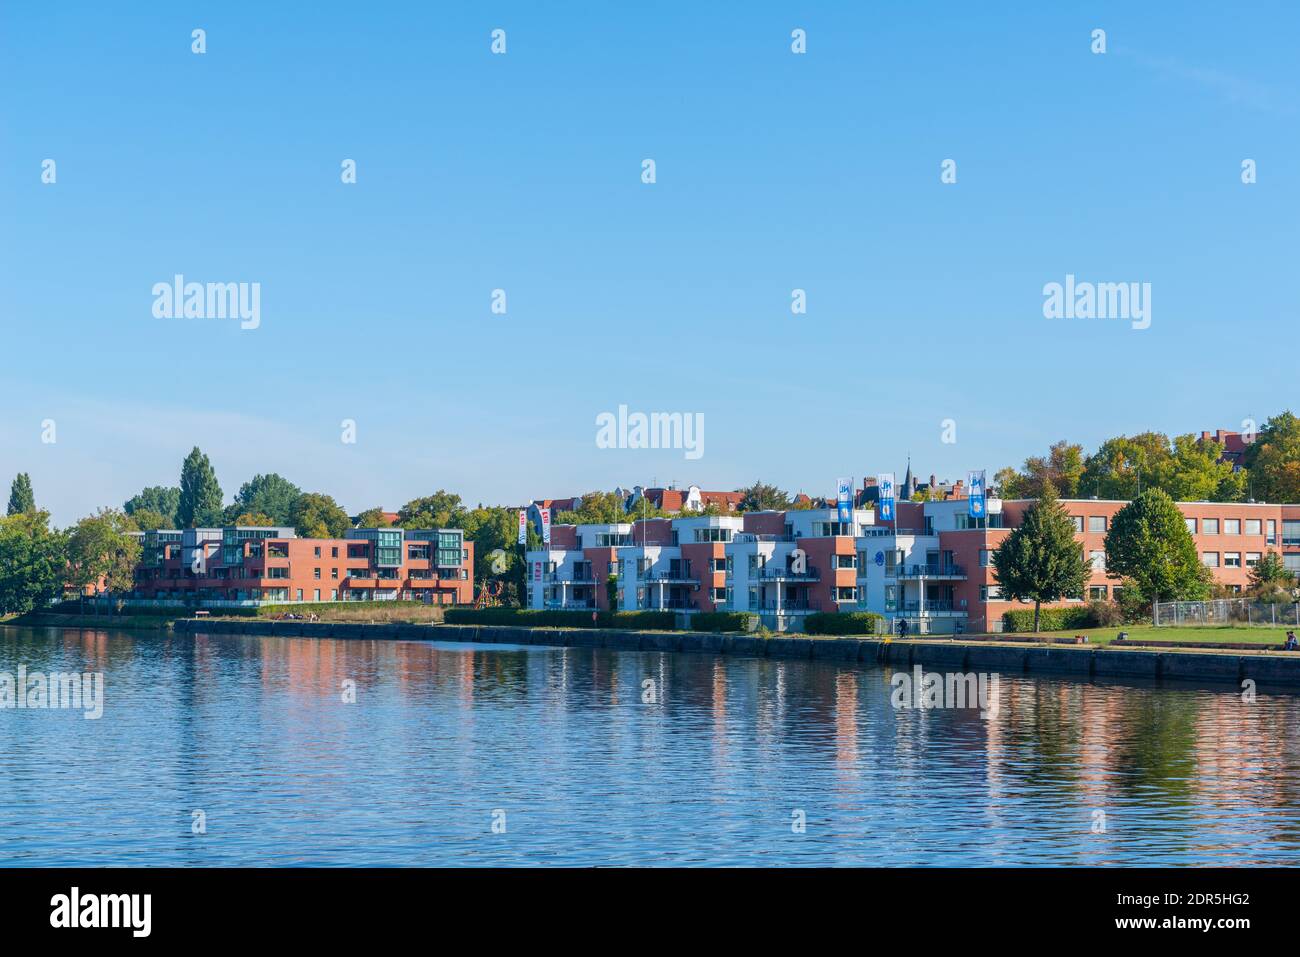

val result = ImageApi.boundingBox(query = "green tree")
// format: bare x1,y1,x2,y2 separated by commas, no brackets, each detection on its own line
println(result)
290,493,351,539
1242,411,1300,503
1156,433,1246,502
232,511,277,527
990,482,1092,631
555,490,631,524
397,491,465,529
1104,488,1211,606
225,473,301,525
1079,432,1171,500
0,510,67,615
737,481,791,512
66,508,141,612
6,473,35,515
177,448,224,527
124,486,181,527
125,507,171,532
996,441,1085,498
354,507,393,528
459,506,526,603
1247,551,1295,602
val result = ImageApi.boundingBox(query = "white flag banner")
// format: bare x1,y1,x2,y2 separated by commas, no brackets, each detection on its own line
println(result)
540,507,551,545
517,509,527,545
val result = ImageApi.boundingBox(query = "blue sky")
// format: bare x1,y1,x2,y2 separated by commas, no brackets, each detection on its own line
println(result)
2,2,1295,525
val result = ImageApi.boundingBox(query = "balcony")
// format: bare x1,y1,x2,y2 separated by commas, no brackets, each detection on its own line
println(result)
543,599,596,610
644,599,697,611
895,563,966,579
759,600,821,613
753,566,820,582
545,571,595,584
901,600,967,615
646,570,697,584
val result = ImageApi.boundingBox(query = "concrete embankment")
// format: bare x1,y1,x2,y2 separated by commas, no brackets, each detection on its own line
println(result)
170,617,1300,688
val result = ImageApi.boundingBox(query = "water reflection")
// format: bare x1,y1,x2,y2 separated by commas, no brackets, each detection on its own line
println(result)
0,624,1298,866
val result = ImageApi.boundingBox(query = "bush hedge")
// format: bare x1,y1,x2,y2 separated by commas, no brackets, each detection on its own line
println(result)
804,611,883,635
1001,606,1096,633
443,608,676,630
689,612,758,633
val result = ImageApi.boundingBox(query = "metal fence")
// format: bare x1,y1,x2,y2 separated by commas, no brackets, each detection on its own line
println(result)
1154,599,1300,628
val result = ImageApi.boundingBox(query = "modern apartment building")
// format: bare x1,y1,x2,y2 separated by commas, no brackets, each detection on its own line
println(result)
527,497,1300,632
132,525,474,604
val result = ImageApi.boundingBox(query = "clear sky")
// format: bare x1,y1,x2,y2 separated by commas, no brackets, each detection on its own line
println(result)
2,2,1295,526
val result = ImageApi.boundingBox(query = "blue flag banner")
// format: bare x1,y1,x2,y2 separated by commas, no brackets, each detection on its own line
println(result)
837,477,852,523
877,472,896,524
968,470,986,519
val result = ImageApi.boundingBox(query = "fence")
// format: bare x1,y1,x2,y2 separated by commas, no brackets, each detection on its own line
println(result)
1154,599,1300,628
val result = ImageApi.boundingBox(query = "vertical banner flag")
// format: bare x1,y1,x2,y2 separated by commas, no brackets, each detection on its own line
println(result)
836,477,852,523
540,507,551,545
517,509,527,545
967,470,986,519
877,472,896,523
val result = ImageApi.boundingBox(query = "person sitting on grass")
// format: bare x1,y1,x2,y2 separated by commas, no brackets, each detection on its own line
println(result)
1285,631,1298,651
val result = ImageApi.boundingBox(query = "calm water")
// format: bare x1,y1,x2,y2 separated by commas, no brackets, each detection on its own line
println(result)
1,624,1298,866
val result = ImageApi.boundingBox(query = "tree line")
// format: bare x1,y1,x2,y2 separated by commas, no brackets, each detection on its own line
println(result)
993,411,1300,503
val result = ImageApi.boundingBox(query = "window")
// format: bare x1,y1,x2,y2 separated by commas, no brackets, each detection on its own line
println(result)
1268,520,1277,545
1203,518,1219,535
1245,519,1262,536
295,589,304,601
348,567,369,578
408,545,430,560
979,585,1003,601
330,589,339,600
1088,585,1108,600
266,567,289,579
1246,552,1262,567
1284,521,1300,546
836,586,856,601
313,590,321,601
1202,552,1219,568
331,568,339,579
1088,516,1106,533
1089,550,1105,573
1285,555,1300,572
330,547,339,558
313,546,322,558
1224,552,1241,568
814,521,852,537
833,554,858,569
711,587,727,602
693,528,733,543
1224,519,1240,535
979,549,992,567
712,557,726,572
1071,516,1084,533
1185,518,1197,534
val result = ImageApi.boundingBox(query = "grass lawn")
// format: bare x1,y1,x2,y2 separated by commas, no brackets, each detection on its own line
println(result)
1003,625,1291,647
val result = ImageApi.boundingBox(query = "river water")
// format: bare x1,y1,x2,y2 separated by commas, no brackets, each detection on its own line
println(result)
1,624,1297,866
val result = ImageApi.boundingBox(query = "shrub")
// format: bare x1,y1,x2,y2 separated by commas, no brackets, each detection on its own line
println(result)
443,608,676,630
689,612,758,633
1086,599,1124,628
1001,607,1094,633
805,611,884,635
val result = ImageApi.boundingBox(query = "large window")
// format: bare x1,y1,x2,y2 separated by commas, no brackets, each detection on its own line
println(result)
1203,519,1220,535
1283,521,1300,547
693,528,733,543
1224,552,1241,568
1202,552,1220,568
1088,516,1107,533
1245,519,1262,536
1224,519,1241,536
1185,518,1197,534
